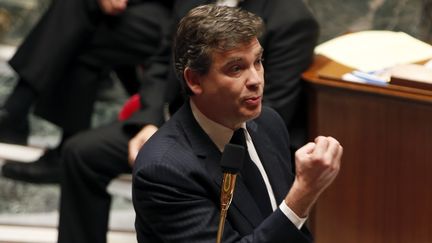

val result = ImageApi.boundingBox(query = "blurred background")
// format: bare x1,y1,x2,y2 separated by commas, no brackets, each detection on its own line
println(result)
0,0,133,242
0,0,430,242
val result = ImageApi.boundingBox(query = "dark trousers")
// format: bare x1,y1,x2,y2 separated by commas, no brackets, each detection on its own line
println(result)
58,121,132,243
9,0,170,133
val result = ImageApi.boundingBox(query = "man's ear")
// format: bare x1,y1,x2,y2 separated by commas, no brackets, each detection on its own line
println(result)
184,67,203,95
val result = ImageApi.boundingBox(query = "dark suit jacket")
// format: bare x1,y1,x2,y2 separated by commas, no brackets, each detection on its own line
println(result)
132,102,312,242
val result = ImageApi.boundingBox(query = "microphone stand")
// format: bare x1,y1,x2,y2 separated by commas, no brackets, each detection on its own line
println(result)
216,143,244,243
216,173,238,243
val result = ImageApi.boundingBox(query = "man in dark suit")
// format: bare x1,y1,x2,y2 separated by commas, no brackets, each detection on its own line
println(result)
0,0,172,183
167,0,319,152
133,4,343,242
121,0,320,169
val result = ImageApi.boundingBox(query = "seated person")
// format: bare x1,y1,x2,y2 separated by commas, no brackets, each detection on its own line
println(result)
0,0,172,183
132,4,343,242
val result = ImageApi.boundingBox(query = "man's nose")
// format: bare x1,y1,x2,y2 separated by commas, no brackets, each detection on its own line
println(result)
246,67,263,88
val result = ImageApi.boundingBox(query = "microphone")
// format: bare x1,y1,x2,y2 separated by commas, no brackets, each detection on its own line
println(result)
216,143,245,243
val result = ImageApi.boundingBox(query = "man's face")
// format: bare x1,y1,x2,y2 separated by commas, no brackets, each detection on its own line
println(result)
190,38,264,129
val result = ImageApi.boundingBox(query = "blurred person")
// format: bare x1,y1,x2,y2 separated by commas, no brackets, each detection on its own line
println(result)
0,0,172,183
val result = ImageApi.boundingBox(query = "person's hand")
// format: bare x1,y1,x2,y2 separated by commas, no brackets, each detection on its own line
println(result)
128,124,158,166
285,136,343,217
98,0,128,15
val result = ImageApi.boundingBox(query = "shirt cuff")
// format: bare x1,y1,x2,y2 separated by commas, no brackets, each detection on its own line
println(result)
279,201,308,229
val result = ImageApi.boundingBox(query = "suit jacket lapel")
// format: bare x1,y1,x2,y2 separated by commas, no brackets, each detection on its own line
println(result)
246,120,291,205
178,102,219,159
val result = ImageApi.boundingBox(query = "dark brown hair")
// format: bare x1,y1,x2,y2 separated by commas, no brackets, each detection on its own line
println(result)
174,4,264,95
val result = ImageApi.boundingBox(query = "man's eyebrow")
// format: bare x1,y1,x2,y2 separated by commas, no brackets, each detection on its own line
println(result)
224,57,243,65
223,47,265,66
256,47,264,57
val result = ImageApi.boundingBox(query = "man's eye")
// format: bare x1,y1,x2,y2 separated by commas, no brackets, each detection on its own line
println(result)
230,65,241,73
255,58,264,65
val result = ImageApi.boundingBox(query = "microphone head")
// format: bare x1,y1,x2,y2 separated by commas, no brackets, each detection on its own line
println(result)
220,143,245,174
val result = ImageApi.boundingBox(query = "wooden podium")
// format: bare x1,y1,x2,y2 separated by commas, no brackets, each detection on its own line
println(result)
303,55,432,243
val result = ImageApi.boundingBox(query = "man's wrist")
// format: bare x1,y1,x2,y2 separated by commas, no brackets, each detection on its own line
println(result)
284,181,319,218
279,201,308,229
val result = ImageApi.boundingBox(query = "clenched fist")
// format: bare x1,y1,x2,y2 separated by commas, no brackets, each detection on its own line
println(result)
285,136,343,217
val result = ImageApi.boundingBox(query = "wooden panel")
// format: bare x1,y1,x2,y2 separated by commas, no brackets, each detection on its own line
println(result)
304,57,432,243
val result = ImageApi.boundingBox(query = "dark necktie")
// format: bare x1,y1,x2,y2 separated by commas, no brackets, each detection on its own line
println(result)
230,128,273,217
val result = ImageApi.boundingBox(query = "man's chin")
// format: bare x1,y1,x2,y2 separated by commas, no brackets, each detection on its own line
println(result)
243,106,262,121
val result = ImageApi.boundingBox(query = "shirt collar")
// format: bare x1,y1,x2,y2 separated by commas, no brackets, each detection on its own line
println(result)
190,100,246,152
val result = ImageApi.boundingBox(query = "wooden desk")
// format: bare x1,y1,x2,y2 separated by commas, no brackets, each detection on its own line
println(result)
303,56,432,243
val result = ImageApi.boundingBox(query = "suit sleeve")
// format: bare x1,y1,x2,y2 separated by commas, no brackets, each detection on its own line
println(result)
123,0,211,132
122,12,174,132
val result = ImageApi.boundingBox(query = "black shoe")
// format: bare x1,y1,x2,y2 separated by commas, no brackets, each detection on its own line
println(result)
1,148,60,184
0,109,29,145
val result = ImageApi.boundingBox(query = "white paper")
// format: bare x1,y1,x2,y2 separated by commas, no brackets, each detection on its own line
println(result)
315,31,432,72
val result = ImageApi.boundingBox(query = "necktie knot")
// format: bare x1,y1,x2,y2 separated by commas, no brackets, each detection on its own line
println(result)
230,128,246,147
